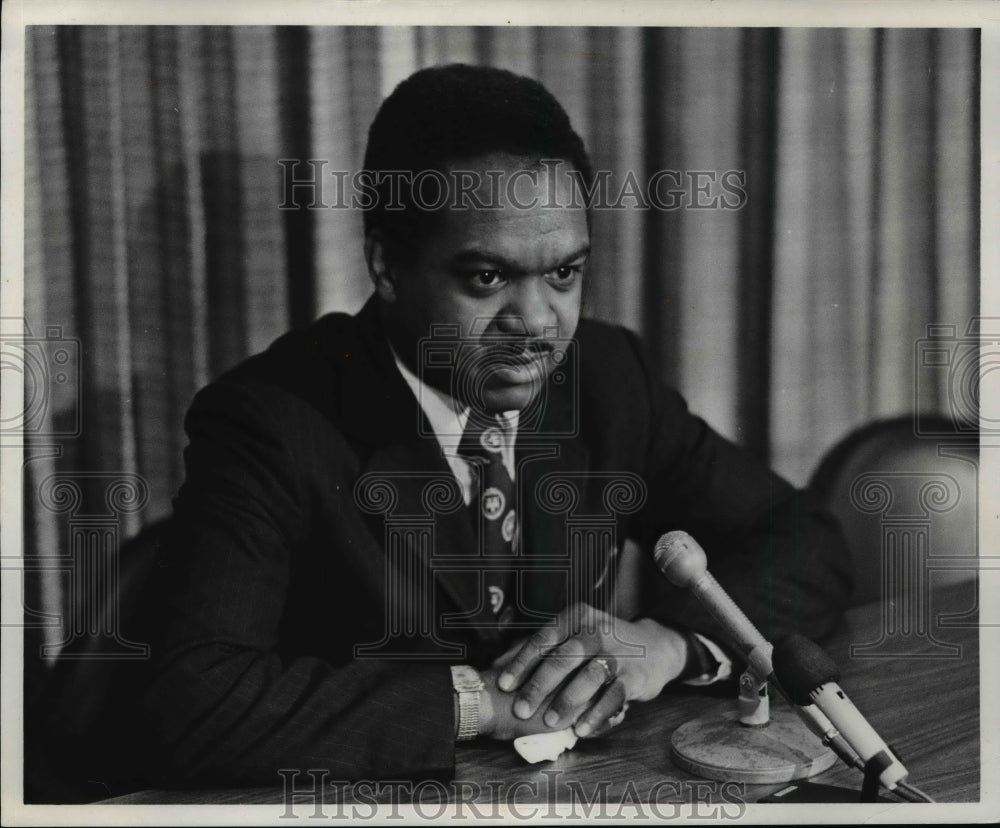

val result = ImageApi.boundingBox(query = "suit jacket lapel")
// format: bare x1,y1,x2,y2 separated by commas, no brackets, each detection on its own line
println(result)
516,440,590,619
514,345,594,619
337,298,493,636
356,440,489,631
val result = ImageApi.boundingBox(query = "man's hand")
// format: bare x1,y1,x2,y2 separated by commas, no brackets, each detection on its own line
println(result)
491,603,689,738
475,660,623,742
474,665,569,741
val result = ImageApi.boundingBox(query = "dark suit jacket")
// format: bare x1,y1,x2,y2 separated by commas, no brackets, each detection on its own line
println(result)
142,296,852,786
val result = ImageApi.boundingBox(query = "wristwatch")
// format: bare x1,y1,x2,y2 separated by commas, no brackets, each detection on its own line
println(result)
450,664,485,741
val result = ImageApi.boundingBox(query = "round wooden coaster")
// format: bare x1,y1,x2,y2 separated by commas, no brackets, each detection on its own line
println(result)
670,709,839,784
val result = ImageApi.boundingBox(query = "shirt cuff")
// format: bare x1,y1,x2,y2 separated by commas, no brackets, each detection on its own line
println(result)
682,633,734,686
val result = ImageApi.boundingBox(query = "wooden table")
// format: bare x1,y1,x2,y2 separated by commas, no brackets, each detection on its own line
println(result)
105,579,980,806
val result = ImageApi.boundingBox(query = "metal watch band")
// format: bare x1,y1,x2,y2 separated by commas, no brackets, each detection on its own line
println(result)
451,665,484,741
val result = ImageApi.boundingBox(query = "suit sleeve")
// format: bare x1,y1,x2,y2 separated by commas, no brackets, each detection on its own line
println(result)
141,381,456,786
619,331,854,656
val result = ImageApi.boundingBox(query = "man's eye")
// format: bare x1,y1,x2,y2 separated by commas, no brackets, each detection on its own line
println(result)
469,270,505,289
548,265,582,286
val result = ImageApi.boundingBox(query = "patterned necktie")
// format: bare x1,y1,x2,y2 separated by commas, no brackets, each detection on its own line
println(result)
457,410,518,627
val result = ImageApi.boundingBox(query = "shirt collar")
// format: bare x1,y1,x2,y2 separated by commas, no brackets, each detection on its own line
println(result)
389,343,518,457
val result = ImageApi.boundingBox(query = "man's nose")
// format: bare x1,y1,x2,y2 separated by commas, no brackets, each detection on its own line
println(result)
495,278,557,339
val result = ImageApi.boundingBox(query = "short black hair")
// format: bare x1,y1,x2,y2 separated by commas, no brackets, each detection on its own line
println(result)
362,63,593,258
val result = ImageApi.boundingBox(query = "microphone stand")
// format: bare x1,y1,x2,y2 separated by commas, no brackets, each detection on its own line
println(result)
670,646,838,784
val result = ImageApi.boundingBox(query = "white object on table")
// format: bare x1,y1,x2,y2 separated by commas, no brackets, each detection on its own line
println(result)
512,728,579,763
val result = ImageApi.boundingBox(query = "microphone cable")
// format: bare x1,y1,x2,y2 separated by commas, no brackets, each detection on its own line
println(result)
893,780,936,803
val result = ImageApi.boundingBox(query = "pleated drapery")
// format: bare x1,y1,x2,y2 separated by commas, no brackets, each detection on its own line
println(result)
24,26,979,649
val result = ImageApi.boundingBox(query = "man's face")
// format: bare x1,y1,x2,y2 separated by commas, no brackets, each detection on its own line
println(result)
380,153,589,414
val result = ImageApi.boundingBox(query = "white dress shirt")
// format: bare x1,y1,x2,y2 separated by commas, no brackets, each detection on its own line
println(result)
391,347,518,505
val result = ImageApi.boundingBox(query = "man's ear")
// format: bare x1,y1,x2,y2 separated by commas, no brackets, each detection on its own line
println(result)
364,230,398,303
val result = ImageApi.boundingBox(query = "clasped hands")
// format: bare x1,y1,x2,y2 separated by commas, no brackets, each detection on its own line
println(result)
476,603,689,741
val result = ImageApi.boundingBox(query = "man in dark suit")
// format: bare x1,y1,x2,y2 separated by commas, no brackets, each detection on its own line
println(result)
143,64,852,786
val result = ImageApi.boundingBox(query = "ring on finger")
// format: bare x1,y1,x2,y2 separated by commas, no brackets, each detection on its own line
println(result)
609,700,630,727
593,656,615,684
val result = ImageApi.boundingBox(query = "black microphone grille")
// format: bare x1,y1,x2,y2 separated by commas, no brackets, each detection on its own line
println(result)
772,633,841,706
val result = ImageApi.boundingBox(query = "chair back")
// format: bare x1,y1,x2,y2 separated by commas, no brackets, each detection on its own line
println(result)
808,415,978,606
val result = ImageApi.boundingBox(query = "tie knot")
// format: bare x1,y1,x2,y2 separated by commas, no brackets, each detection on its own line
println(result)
458,410,508,463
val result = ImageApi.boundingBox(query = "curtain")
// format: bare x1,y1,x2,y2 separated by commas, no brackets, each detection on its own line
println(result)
23,26,979,652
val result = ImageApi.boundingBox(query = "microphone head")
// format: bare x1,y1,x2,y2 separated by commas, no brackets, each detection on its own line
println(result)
772,633,841,706
653,531,708,588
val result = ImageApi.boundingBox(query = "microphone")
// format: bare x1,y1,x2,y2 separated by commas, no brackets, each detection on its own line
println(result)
652,531,838,784
793,702,864,771
653,530,771,680
772,634,909,790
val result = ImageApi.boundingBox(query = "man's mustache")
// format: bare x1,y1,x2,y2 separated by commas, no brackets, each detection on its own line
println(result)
469,340,557,366
421,336,563,371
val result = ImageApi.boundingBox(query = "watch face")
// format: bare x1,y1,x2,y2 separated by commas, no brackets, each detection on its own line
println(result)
451,664,483,689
